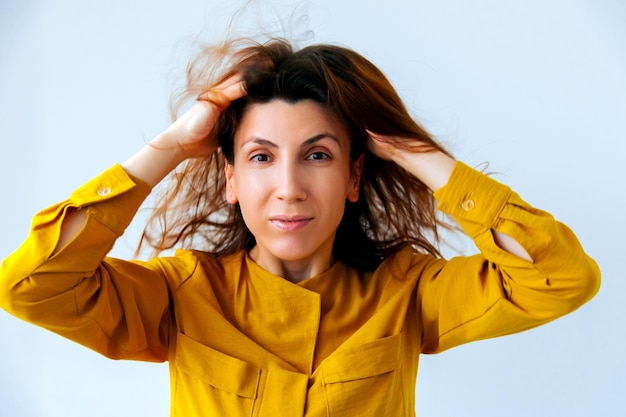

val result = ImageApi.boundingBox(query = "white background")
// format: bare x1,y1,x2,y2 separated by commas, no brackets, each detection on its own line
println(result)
1,0,624,416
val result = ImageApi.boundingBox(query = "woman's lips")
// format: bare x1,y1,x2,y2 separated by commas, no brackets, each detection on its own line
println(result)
269,216,313,231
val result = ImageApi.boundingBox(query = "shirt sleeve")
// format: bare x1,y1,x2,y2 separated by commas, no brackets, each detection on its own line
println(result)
0,165,171,362
417,161,601,353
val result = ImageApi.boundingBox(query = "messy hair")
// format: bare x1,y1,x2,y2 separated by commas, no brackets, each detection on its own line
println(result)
139,38,452,270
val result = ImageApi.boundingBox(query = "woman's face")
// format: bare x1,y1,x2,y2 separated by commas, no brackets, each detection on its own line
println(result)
225,99,362,281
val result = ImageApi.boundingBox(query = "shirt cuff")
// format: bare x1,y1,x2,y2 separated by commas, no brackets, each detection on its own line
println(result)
433,161,512,237
69,164,152,236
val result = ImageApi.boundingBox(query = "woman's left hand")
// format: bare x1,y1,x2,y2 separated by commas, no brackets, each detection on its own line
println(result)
367,131,456,192
367,131,401,161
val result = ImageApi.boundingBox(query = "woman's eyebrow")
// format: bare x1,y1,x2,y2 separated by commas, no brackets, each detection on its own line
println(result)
245,138,278,148
242,133,340,149
301,133,340,147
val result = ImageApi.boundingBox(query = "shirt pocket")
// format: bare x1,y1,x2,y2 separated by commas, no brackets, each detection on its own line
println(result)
172,333,261,417
322,333,404,417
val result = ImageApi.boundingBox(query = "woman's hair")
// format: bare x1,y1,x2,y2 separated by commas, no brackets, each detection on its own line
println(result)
139,37,452,270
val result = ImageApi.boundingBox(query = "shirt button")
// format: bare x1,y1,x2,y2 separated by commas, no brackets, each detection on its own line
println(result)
97,186,111,197
461,199,475,211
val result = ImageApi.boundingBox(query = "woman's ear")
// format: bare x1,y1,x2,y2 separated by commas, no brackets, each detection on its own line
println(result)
224,161,238,204
347,154,364,203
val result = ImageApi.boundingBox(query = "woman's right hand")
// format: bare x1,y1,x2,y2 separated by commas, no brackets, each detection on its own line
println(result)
122,75,246,187
159,75,247,160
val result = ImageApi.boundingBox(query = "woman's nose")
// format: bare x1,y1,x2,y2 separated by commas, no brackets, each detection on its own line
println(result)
275,162,307,202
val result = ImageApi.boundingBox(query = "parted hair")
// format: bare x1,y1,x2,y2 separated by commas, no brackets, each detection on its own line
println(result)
139,37,452,270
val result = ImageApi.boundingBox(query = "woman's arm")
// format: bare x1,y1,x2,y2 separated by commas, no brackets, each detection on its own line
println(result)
367,133,599,351
414,161,600,352
0,77,246,359
367,133,531,261
52,77,246,256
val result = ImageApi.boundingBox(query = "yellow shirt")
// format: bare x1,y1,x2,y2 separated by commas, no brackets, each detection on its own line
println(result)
0,162,600,416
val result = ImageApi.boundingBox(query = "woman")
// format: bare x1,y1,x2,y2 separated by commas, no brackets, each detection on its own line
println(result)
0,38,600,416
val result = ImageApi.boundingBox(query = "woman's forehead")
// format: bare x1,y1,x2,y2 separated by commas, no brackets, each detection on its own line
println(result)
235,99,349,147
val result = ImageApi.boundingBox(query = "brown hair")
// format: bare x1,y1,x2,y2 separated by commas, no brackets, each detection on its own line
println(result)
139,37,452,270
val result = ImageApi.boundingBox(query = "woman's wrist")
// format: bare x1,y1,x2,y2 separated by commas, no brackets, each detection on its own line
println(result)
393,150,456,192
122,132,188,187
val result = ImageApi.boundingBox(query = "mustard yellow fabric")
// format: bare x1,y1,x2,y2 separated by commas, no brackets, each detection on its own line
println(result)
0,161,600,416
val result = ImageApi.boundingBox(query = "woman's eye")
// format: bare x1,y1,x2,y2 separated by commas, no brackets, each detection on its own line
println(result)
251,154,270,162
306,151,330,161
